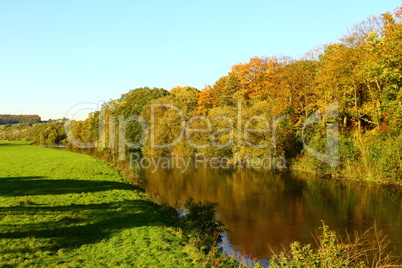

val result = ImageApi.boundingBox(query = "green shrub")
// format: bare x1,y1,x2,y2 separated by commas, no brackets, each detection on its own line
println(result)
270,222,396,268
179,198,227,253
365,134,402,180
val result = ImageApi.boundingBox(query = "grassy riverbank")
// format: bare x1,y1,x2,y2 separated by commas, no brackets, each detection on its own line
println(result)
0,142,237,267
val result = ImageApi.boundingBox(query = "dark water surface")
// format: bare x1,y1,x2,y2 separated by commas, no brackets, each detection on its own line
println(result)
142,161,402,263
56,146,402,264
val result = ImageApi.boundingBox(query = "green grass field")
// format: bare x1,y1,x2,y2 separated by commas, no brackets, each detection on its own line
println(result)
0,123,20,130
0,142,236,267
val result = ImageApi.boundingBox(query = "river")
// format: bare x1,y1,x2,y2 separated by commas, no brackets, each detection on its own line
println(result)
142,159,402,265
55,146,402,265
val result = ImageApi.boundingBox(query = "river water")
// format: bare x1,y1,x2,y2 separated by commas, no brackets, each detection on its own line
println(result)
142,160,402,264
55,146,402,265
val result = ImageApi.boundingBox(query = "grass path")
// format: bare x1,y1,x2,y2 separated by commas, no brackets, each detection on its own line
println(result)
0,142,234,267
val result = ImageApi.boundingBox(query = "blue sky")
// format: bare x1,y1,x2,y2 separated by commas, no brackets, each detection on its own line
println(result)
1,1,401,120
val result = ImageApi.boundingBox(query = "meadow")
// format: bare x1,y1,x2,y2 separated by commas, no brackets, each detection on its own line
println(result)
0,142,236,267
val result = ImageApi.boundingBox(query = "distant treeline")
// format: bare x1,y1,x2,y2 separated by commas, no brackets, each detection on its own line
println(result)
0,121,66,144
1,7,402,181
0,114,41,125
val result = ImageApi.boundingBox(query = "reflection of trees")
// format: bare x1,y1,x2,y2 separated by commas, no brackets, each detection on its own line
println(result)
144,164,402,259
302,177,402,245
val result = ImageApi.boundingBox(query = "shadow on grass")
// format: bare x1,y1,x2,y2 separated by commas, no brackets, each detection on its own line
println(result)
0,199,178,253
0,176,144,196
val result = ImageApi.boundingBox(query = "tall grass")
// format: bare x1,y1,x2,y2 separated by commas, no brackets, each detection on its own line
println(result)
269,222,398,268
295,131,402,183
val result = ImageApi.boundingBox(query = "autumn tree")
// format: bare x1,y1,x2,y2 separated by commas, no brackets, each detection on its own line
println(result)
141,86,199,156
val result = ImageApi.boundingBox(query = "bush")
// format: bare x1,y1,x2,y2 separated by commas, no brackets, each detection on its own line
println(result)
179,198,227,253
269,222,397,268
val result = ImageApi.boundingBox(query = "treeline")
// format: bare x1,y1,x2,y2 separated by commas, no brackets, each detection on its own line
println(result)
0,122,66,144
2,7,402,181
0,114,41,125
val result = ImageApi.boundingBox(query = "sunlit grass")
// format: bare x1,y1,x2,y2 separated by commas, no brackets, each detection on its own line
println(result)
0,143,236,267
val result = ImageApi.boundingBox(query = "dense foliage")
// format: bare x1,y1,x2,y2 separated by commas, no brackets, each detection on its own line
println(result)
0,114,41,125
0,121,66,144
179,198,227,254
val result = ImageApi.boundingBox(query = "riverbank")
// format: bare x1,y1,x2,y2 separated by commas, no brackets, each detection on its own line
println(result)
0,142,239,267
190,155,402,190
289,165,402,189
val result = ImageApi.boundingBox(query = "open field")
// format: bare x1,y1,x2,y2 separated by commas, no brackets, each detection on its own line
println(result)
0,142,235,267
0,123,20,130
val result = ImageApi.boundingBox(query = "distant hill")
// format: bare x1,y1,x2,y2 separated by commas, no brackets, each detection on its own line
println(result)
0,114,41,125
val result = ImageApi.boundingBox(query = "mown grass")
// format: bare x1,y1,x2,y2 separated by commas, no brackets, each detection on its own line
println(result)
0,142,237,267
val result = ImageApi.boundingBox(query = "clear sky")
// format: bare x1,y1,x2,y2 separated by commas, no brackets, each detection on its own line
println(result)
1,1,401,120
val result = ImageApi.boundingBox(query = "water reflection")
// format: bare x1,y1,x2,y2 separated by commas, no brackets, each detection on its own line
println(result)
54,146,402,263
143,161,402,261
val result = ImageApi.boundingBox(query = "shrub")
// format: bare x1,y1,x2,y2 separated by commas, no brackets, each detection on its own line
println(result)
179,198,227,253
269,222,397,268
